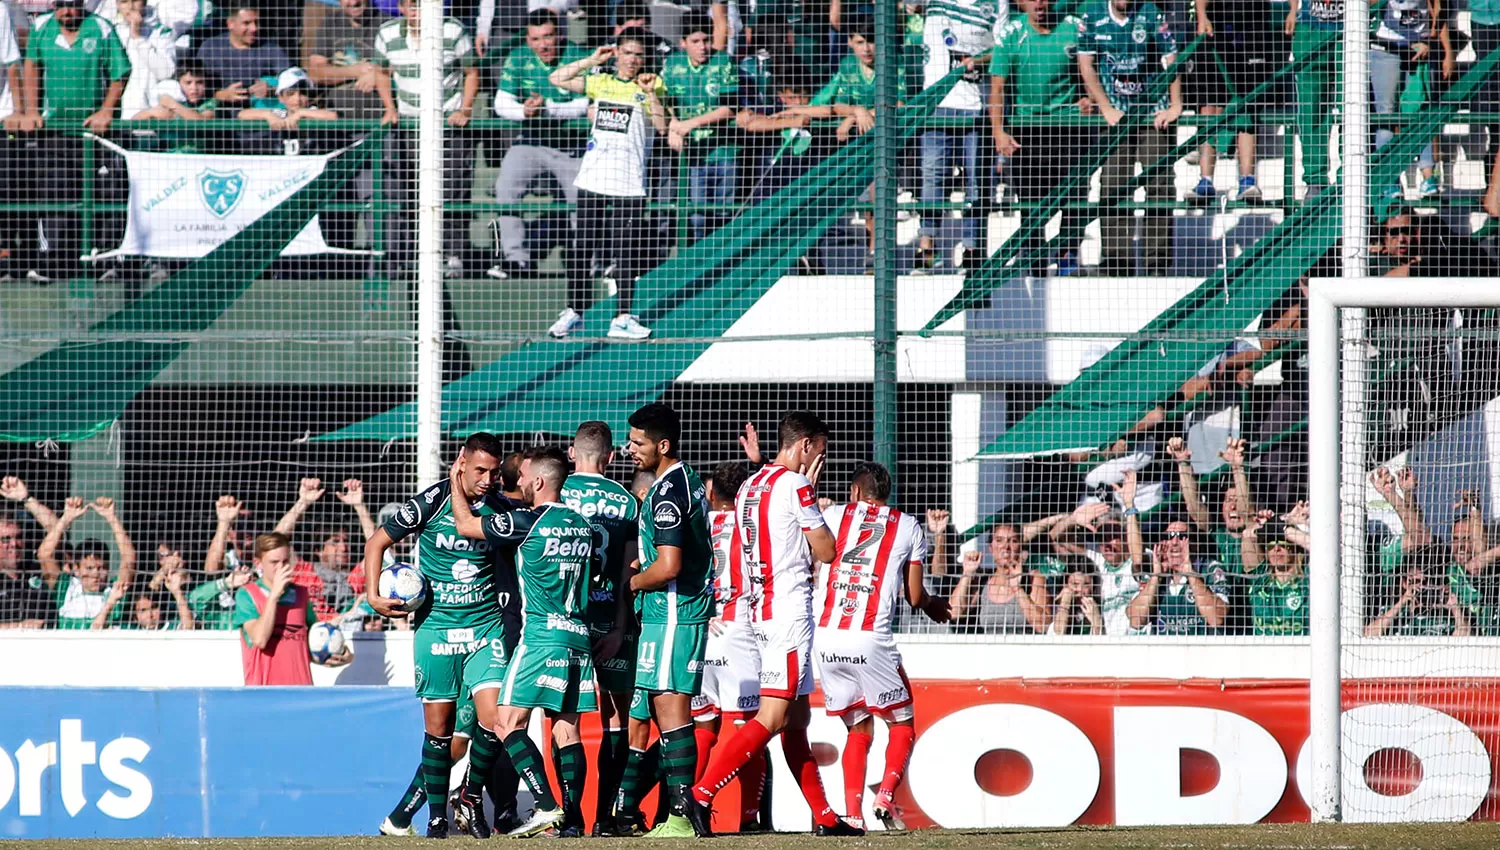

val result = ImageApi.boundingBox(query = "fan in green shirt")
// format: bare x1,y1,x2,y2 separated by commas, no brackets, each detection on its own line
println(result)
495,16,591,150
1366,558,1474,638
663,20,740,163
19,4,131,131
663,17,741,241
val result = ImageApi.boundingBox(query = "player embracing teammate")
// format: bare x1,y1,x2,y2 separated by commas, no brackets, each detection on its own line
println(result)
691,411,866,836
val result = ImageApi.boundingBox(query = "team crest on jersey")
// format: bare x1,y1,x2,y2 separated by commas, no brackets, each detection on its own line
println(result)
654,502,682,529
1287,594,1303,611
705,81,719,96
489,513,514,536
1132,25,1147,43
81,37,98,54
198,169,246,218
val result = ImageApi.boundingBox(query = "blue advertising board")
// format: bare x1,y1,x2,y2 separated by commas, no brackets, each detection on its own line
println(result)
0,687,422,838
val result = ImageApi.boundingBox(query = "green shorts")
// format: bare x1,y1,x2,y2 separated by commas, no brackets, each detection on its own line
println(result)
413,620,510,702
629,687,652,722
633,621,707,696
591,621,638,695
501,639,598,714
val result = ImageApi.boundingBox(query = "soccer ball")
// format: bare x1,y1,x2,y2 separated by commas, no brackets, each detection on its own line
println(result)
308,621,346,663
379,562,428,611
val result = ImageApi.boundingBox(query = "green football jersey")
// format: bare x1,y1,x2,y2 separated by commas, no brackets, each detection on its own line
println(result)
482,502,595,649
498,41,591,149
26,13,132,126
989,16,1082,116
662,51,739,162
637,462,714,625
1151,564,1230,635
561,472,640,629
1075,1,1176,111
1214,528,1244,571
1248,572,1309,636
382,481,505,631
815,52,905,107
1394,608,1458,636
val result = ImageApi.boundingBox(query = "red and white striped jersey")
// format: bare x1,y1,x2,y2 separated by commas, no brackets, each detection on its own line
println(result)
736,464,827,622
708,509,751,623
818,502,926,634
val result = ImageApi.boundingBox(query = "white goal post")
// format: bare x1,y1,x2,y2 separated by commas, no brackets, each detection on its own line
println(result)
1307,277,1500,823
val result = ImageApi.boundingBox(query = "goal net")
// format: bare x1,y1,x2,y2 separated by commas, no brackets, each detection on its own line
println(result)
1308,277,1500,824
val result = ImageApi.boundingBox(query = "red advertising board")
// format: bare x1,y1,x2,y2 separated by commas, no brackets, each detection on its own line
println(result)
551,678,1500,831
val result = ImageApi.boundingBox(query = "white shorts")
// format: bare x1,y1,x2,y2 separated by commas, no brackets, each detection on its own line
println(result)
814,629,913,724
753,614,815,700
692,619,762,721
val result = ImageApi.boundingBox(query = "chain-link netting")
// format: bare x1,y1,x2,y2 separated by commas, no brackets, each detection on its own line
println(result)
0,0,1497,649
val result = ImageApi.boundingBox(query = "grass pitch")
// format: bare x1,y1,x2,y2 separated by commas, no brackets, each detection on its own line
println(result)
18,823,1500,850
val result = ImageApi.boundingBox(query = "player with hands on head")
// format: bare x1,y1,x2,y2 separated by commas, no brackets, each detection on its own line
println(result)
362,433,515,839
693,410,866,837
448,445,600,838
818,461,948,831
690,460,767,833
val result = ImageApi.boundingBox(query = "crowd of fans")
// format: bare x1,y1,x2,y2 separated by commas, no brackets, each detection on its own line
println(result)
2,2,1500,308
4,413,1499,638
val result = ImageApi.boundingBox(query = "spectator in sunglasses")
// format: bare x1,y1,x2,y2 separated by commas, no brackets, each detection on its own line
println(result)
1127,520,1229,635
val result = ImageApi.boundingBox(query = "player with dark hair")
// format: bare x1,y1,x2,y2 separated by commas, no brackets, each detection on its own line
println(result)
363,432,516,839
618,402,716,837
561,421,643,836
449,444,599,837
693,410,865,836
818,461,949,829
691,460,769,831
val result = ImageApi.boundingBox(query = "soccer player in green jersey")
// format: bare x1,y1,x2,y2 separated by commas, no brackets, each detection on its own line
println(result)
363,432,513,840
561,421,642,836
619,402,716,838
450,446,600,838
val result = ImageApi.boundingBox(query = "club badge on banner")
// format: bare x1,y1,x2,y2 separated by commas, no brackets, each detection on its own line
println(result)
92,137,352,259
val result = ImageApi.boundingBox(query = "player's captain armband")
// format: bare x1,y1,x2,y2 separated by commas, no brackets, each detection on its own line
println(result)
796,485,816,509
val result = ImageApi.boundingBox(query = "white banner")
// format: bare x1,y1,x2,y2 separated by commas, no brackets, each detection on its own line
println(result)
98,141,346,258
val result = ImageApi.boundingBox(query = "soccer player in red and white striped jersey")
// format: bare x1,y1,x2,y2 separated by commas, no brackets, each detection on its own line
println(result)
689,461,768,831
691,411,864,836
816,461,950,830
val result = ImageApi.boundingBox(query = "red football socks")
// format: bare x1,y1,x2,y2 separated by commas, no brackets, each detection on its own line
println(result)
842,729,873,816
694,726,718,783
693,719,772,804
878,724,916,804
782,726,838,828
737,746,767,824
